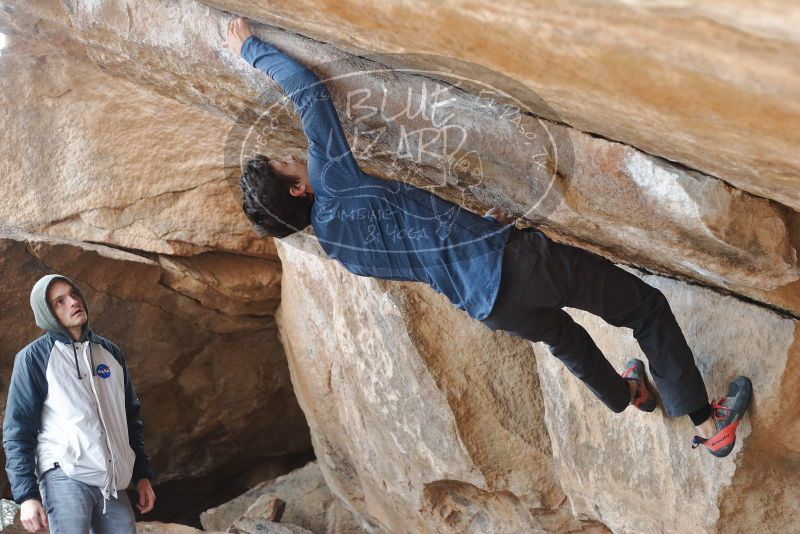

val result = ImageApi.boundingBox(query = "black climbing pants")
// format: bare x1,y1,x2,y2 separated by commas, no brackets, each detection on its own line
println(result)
480,228,709,417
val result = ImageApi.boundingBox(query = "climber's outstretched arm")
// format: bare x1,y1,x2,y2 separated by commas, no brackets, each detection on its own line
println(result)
225,17,359,177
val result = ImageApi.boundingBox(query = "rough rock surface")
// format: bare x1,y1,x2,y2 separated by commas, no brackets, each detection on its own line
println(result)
8,0,800,213
2,0,798,319
532,271,800,533
199,0,800,212
275,234,799,533
0,40,270,258
1,0,799,533
228,518,313,534
137,523,212,534
242,494,286,522
0,231,310,488
275,236,606,533
201,462,368,534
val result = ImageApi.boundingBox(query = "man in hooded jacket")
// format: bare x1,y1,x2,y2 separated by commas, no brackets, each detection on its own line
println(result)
3,274,155,533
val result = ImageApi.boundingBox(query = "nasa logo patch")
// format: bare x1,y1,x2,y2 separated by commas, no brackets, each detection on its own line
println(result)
96,364,111,379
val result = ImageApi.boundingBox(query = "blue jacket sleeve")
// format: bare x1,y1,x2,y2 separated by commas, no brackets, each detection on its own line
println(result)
3,349,47,504
240,35,361,195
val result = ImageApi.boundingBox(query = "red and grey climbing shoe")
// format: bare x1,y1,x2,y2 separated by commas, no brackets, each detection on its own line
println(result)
691,376,752,458
621,358,657,412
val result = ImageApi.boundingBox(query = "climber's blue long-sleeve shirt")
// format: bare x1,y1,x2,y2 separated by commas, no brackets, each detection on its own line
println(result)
241,36,512,320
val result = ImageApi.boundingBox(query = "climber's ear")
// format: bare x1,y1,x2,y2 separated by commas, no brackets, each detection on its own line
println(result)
288,183,308,198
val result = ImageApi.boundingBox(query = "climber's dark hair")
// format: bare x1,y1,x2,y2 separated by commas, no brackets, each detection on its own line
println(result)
240,155,314,238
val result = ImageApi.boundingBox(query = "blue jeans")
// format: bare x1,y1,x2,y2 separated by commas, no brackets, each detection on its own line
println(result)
38,467,136,534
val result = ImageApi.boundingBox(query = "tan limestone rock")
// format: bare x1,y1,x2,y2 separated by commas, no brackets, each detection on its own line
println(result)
0,34,272,258
2,1,799,531
274,235,604,533
227,518,312,534
243,494,286,522
137,523,213,534
204,0,800,212
157,253,281,318
274,232,799,532
2,0,797,318
14,0,800,213
531,270,800,533
201,462,368,534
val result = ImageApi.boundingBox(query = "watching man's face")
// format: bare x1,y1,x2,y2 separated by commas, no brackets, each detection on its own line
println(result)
47,280,87,330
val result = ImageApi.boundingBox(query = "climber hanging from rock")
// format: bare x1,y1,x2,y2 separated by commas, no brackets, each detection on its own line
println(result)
223,17,751,458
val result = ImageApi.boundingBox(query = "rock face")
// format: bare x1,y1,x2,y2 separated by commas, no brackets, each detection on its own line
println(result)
201,462,367,534
0,231,310,489
1,0,799,533
228,518,313,534
532,271,800,533
137,523,209,534
9,0,800,212
199,0,800,213
275,234,800,533
275,235,605,533
0,39,267,258
2,0,798,319
242,494,286,523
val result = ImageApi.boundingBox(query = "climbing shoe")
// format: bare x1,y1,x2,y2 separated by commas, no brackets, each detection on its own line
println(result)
691,376,752,458
621,358,657,412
